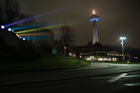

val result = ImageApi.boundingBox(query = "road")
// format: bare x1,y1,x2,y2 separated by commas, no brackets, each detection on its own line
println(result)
1,71,140,93
0,63,140,93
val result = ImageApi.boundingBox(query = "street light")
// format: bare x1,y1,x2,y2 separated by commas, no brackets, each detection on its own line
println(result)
120,37,126,63
64,47,66,56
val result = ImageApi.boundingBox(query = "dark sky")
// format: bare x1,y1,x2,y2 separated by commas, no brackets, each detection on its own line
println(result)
18,0,140,48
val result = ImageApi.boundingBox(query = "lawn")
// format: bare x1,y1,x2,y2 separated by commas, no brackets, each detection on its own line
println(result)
0,58,89,70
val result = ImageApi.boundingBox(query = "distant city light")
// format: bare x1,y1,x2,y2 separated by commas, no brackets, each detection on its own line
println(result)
1,25,5,29
87,58,91,61
134,57,138,59
69,53,71,56
8,28,12,31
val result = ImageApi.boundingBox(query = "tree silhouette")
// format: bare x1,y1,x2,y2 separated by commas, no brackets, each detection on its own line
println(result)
0,0,35,27
0,0,21,25
56,25,75,55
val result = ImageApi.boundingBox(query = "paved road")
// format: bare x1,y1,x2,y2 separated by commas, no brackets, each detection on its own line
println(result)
0,62,140,86
1,70,140,93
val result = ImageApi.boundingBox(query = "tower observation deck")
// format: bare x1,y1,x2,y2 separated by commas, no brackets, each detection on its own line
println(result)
89,10,99,45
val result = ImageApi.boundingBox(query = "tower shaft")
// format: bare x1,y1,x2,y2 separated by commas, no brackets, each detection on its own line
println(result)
92,20,98,44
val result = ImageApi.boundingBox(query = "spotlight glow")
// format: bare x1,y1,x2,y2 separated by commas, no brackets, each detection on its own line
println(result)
11,26,37,31
8,28,12,31
16,27,46,34
23,38,25,40
1,25,5,29
4,5,73,28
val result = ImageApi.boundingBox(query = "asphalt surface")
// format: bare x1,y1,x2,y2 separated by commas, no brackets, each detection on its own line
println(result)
1,71,140,93
0,62,140,87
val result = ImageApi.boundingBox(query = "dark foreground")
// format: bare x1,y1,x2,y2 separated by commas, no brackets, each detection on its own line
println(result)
0,63,140,93
1,71,140,93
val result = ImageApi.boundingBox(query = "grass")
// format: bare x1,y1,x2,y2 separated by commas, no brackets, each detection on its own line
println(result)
0,57,89,70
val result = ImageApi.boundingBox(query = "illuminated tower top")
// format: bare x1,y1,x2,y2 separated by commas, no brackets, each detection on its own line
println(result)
89,10,99,22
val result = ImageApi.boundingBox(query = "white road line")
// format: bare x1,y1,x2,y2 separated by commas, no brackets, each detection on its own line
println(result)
123,75,140,78
107,73,127,83
125,83,140,86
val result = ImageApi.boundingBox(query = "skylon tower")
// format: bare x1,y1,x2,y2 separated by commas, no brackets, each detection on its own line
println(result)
89,10,99,45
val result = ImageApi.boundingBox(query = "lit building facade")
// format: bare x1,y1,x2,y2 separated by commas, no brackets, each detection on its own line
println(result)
80,51,131,62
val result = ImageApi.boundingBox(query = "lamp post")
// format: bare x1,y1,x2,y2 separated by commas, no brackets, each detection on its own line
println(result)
64,47,66,56
120,37,126,63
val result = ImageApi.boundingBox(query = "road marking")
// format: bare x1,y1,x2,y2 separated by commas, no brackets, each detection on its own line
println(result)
123,75,140,78
125,83,140,86
107,73,127,83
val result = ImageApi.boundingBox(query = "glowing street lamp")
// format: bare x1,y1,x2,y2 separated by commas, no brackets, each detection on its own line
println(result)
120,37,126,63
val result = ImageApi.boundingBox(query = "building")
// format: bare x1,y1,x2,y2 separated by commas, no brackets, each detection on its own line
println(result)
72,43,131,62
80,51,131,62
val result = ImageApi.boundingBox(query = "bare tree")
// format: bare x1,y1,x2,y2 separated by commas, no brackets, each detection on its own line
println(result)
0,0,4,25
59,25,75,55
1,0,21,25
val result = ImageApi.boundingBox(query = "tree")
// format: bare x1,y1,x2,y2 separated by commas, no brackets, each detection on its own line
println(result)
0,0,35,27
0,0,21,26
59,25,75,55
0,0,4,25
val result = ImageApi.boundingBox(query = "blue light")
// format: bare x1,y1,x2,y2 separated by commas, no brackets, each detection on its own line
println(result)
8,28,12,31
90,18,99,22
4,5,72,28
12,26,37,31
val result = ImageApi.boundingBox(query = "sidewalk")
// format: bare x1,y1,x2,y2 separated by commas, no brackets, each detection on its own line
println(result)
67,62,118,71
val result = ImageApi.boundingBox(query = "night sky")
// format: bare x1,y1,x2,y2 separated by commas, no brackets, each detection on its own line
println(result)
18,0,140,48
